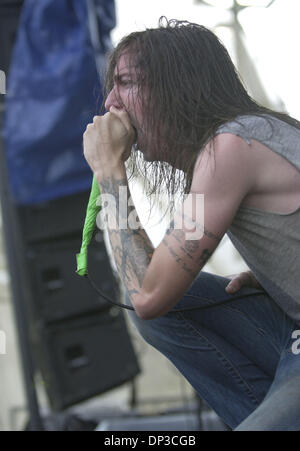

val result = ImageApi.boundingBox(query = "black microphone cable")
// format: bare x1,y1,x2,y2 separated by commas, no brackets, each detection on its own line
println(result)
85,271,265,314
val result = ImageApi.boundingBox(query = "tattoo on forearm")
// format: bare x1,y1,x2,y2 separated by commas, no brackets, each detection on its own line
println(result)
99,176,154,297
114,228,153,286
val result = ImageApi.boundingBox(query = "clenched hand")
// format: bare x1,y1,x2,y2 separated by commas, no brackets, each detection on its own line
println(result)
83,106,135,181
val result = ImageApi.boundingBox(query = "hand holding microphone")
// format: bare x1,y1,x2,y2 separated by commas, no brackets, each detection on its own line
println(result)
82,106,135,182
77,107,135,277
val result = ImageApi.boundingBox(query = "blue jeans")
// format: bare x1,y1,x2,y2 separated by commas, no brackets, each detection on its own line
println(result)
125,272,300,431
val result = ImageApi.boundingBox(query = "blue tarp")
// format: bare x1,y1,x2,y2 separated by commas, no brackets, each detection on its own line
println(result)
2,0,116,205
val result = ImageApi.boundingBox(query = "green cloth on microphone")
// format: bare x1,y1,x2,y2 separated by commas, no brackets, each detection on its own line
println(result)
76,175,101,276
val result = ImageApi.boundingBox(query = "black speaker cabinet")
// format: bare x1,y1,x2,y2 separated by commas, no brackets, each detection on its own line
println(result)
14,190,140,411
23,235,119,323
17,189,95,244
0,5,139,420
33,307,139,411
16,189,121,323
0,0,24,75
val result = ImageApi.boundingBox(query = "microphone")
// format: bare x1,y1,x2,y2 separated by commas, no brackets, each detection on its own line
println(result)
76,175,101,276
76,122,137,277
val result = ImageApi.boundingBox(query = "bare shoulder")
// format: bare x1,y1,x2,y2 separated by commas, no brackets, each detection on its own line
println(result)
191,132,257,197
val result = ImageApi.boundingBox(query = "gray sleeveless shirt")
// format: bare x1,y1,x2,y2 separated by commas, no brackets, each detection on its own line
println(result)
215,115,300,325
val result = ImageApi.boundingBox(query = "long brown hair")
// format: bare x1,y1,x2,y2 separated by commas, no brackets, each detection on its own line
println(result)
103,17,300,204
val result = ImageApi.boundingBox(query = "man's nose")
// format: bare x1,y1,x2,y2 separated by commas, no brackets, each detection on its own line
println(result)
104,88,121,111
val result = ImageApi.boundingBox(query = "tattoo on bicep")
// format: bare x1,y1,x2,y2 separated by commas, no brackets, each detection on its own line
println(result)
198,248,212,265
162,237,199,279
166,215,220,263
203,228,221,242
167,216,222,244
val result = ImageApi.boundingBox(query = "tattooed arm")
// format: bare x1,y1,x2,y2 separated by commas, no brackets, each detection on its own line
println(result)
94,134,256,320
82,92,256,319
98,169,222,319
98,169,154,306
